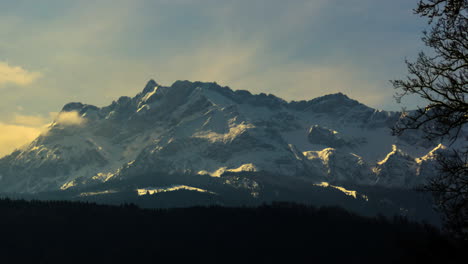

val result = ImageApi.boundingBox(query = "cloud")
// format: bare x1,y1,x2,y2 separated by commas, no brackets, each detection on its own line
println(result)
12,113,50,127
154,37,390,108
55,111,85,126
0,0,426,125
0,112,58,157
0,61,42,87
0,123,42,158
0,111,85,157
230,62,392,107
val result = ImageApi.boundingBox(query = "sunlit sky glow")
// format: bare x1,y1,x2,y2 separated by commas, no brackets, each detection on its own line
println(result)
0,0,429,156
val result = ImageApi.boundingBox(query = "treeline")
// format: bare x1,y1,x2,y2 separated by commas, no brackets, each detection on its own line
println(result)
0,199,464,263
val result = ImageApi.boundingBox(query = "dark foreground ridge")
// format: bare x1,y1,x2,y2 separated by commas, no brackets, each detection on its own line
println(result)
0,199,464,263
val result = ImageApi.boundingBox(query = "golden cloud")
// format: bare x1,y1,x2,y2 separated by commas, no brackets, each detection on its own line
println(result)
12,113,50,127
55,111,86,126
0,111,86,157
0,61,42,87
0,112,59,158
0,123,42,158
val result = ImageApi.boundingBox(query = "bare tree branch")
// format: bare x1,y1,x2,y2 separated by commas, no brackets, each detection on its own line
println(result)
392,0,468,240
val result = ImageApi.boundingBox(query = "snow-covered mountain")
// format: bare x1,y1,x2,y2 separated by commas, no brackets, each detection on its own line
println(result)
0,80,447,195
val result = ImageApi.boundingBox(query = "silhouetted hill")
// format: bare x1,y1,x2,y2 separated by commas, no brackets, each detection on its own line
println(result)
0,199,463,263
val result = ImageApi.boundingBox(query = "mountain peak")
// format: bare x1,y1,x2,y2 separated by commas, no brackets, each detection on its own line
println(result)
61,102,85,112
0,76,442,197
171,80,192,87
315,92,354,103
288,92,364,113
142,79,158,94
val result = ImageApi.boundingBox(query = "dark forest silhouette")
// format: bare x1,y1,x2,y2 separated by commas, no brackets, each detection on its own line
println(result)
0,199,464,264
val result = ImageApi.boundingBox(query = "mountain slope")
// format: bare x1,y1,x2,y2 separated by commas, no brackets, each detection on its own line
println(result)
0,80,446,195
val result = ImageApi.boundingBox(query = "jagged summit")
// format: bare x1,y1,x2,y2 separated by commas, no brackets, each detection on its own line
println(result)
313,92,360,106
304,92,363,109
136,80,366,112
319,92,351,99
289,92,363,111
61,102,84,112
142,79,158,94
58,80,369,120
0,78,442,195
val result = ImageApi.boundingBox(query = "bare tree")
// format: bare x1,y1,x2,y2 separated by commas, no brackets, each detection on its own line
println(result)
426,149,468,239
391,0,467,240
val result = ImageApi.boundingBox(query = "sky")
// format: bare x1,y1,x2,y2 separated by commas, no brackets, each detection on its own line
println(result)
0,0,430,157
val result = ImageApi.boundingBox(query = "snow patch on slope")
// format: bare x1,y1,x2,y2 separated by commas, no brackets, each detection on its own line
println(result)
0,79,450,193
313,182,368,201
137,185,216,196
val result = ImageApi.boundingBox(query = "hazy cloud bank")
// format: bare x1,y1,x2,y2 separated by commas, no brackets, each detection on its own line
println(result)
55,111,86,126
0,61,41,87
0,122,42,157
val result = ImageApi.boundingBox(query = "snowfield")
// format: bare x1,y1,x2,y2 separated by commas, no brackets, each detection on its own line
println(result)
0,79,459,194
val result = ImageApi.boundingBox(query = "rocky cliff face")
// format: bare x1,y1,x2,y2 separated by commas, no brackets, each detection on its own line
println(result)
0,80,447,194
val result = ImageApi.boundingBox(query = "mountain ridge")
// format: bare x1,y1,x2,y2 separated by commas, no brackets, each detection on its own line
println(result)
0,79,444,195
60,79,371,117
